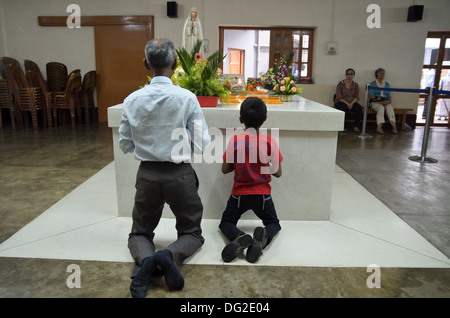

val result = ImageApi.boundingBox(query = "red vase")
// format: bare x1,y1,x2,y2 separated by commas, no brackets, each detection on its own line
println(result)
197,96,219,107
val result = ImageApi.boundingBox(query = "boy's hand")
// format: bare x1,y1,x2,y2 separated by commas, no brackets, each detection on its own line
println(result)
271,162,282,178
221,162,235,174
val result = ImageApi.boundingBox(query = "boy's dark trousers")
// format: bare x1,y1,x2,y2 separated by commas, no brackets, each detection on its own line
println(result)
219,194,281,246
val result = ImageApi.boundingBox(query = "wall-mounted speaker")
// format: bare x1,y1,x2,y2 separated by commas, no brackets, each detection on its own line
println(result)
167,2,178,18
407,5,424,22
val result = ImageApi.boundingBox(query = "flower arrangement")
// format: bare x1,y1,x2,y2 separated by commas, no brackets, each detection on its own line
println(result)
175,40,229,98
260,52,294,88
259,52,302,101
171,60,185,84
246,79,262,91
273,77,302,96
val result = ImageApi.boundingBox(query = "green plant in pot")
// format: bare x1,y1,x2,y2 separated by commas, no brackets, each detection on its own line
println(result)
175,40,229,106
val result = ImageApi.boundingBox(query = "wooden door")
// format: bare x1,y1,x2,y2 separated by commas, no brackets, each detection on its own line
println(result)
228,49,244,74
38,16,154,123
270,29,293,67
94,25,151,122
269,28,314,81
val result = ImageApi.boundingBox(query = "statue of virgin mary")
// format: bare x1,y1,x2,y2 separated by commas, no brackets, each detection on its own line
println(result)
182,7,204,56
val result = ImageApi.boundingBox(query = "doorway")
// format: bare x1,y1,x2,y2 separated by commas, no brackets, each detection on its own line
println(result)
228,49,244,74
416,31,450,128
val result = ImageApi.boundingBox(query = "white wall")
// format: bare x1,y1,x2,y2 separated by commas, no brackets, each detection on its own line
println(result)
223,30,270,81
1,0,450,110
0,0,7,77
223,29,254,78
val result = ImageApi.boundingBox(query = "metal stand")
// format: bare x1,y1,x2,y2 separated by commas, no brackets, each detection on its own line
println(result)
408,155,438,163
409,87,438,163
358,84,372,139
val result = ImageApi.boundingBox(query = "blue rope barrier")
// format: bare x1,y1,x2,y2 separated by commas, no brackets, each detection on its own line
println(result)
434,89,450,95
368,86,428,94
368,86,450,95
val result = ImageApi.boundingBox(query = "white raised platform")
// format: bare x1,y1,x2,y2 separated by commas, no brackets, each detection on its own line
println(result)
1,162,448,269
107,96,345,221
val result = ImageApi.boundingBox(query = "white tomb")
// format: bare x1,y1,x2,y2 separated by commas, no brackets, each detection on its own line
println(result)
108,96,344,220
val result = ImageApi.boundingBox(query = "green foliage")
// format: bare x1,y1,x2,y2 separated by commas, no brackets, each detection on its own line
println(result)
175,40,228,97
176,66,227,97
176,40,203,76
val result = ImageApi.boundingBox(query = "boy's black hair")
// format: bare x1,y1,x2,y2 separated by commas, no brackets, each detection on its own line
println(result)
240,97,267,129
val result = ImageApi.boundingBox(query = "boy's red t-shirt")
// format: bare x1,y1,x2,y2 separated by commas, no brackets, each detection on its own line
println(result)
223,130,283,195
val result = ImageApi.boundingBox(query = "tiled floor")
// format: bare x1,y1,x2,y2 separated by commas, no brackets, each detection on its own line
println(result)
0,122,449,299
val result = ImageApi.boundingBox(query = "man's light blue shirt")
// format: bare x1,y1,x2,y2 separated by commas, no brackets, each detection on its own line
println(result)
119,76,210,163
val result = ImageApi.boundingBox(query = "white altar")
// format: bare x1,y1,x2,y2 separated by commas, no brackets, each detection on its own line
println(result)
107,96,344,221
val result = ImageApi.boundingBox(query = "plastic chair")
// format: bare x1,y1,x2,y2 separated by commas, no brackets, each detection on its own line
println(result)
2,57,46,130
52,70,81,127
46,62,68,92
25,60,53,127
79,71,97,123
1,58,19,127
0,79,11,128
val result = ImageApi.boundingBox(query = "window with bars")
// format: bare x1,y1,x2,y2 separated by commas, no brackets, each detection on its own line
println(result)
219,26,315,83
270,28,314,83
